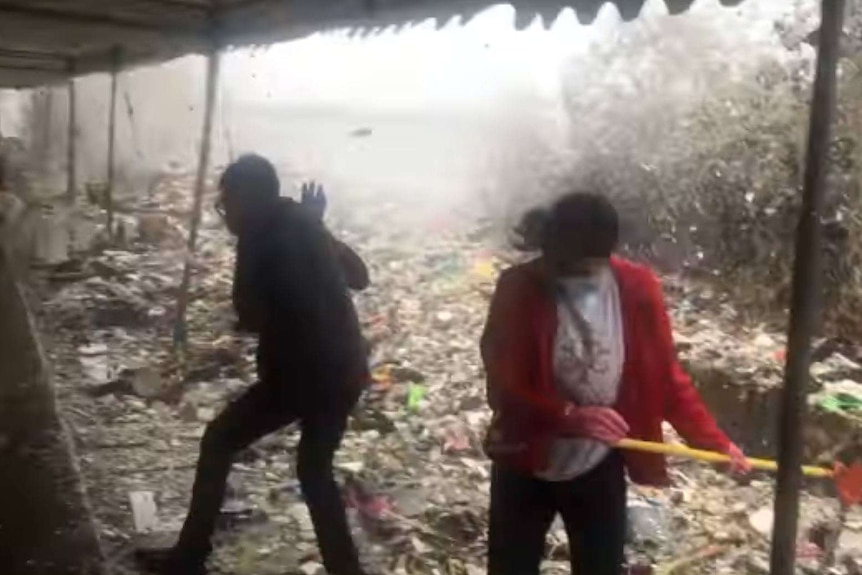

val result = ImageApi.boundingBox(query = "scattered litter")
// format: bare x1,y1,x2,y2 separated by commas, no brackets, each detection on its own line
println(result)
655,544,727,575
627,499,669,544
31,173,862,575
129,491,159,534
299,561,325,575
819,393,862,414
407,383,426,412
131,367,166,399
749,506,773,538
337,461,365,474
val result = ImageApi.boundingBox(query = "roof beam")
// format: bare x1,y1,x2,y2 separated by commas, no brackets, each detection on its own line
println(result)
137,0,212,10
0,62,65,75
0,2,205,33
0,47,69,63
216,0,287,14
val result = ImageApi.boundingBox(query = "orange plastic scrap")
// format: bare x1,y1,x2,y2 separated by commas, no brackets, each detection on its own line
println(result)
834,462,862,506
371,364,394,391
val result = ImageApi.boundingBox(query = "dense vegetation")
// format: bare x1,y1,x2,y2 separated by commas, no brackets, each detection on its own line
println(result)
512,6,862,338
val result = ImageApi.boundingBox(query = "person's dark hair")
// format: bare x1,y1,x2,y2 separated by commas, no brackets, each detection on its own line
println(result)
219,154,280,205
514,192,619,257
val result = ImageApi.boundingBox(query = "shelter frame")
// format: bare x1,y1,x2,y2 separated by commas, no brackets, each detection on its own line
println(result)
105,47,120,236
66,58,76,200
770,1,845,573
16,1,848,574
172,44,221,350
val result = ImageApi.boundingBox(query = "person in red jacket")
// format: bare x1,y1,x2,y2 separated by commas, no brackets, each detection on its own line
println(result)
481,192,750,575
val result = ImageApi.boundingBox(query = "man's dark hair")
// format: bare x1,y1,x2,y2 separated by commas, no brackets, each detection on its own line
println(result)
515,192,619,258
219,154,280,204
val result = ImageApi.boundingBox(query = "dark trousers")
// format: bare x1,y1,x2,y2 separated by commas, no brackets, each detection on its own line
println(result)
174,378,363,575
488,453,627,575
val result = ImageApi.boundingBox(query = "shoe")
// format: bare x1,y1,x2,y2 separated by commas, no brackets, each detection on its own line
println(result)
135,547,207,575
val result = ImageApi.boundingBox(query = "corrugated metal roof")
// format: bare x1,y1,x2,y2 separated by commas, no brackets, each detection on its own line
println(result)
0,0,747,88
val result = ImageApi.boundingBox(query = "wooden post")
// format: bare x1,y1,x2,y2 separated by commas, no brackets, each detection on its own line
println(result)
172,48,221,349
66,59,77,201
769,1,845,574
106,47,119,237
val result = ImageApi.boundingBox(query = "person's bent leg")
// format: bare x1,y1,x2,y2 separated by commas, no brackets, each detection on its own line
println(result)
557,453,627,575
296,393,362,575
173,383,296,566
487,464,556,575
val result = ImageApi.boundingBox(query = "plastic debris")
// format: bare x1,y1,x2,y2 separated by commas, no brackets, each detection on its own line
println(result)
407,383,426,412
129,491,160,534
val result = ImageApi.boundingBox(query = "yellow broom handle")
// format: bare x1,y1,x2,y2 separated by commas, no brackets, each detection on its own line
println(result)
616,438,833,479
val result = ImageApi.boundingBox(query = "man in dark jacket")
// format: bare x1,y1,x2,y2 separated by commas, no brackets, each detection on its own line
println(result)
145,154,370,575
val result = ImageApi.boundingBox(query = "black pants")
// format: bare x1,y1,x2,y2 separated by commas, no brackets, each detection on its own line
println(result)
173,378,363,575
488,453,627,575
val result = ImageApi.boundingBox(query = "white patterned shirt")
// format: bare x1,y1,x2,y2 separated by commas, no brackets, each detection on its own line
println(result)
537,266,625,481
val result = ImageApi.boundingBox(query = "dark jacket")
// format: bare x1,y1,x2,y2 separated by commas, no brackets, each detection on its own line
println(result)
481,256,730,486
232,198,368,400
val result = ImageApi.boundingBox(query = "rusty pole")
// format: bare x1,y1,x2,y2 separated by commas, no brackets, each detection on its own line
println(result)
172,46,221,350
105,47,120,237
769,1,845,574
66,59,77,201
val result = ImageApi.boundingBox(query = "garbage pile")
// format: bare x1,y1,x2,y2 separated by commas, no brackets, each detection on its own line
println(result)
31,172,862,575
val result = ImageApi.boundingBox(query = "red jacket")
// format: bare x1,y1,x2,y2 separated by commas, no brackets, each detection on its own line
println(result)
481,256,730,486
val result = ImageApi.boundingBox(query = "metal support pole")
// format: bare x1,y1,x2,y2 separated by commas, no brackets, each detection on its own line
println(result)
769,1,845,575
173,48,221,349
66,59,77,201
106,47,119,237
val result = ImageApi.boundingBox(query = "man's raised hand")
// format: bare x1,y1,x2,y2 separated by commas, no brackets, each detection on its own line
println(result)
301,181,327,221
